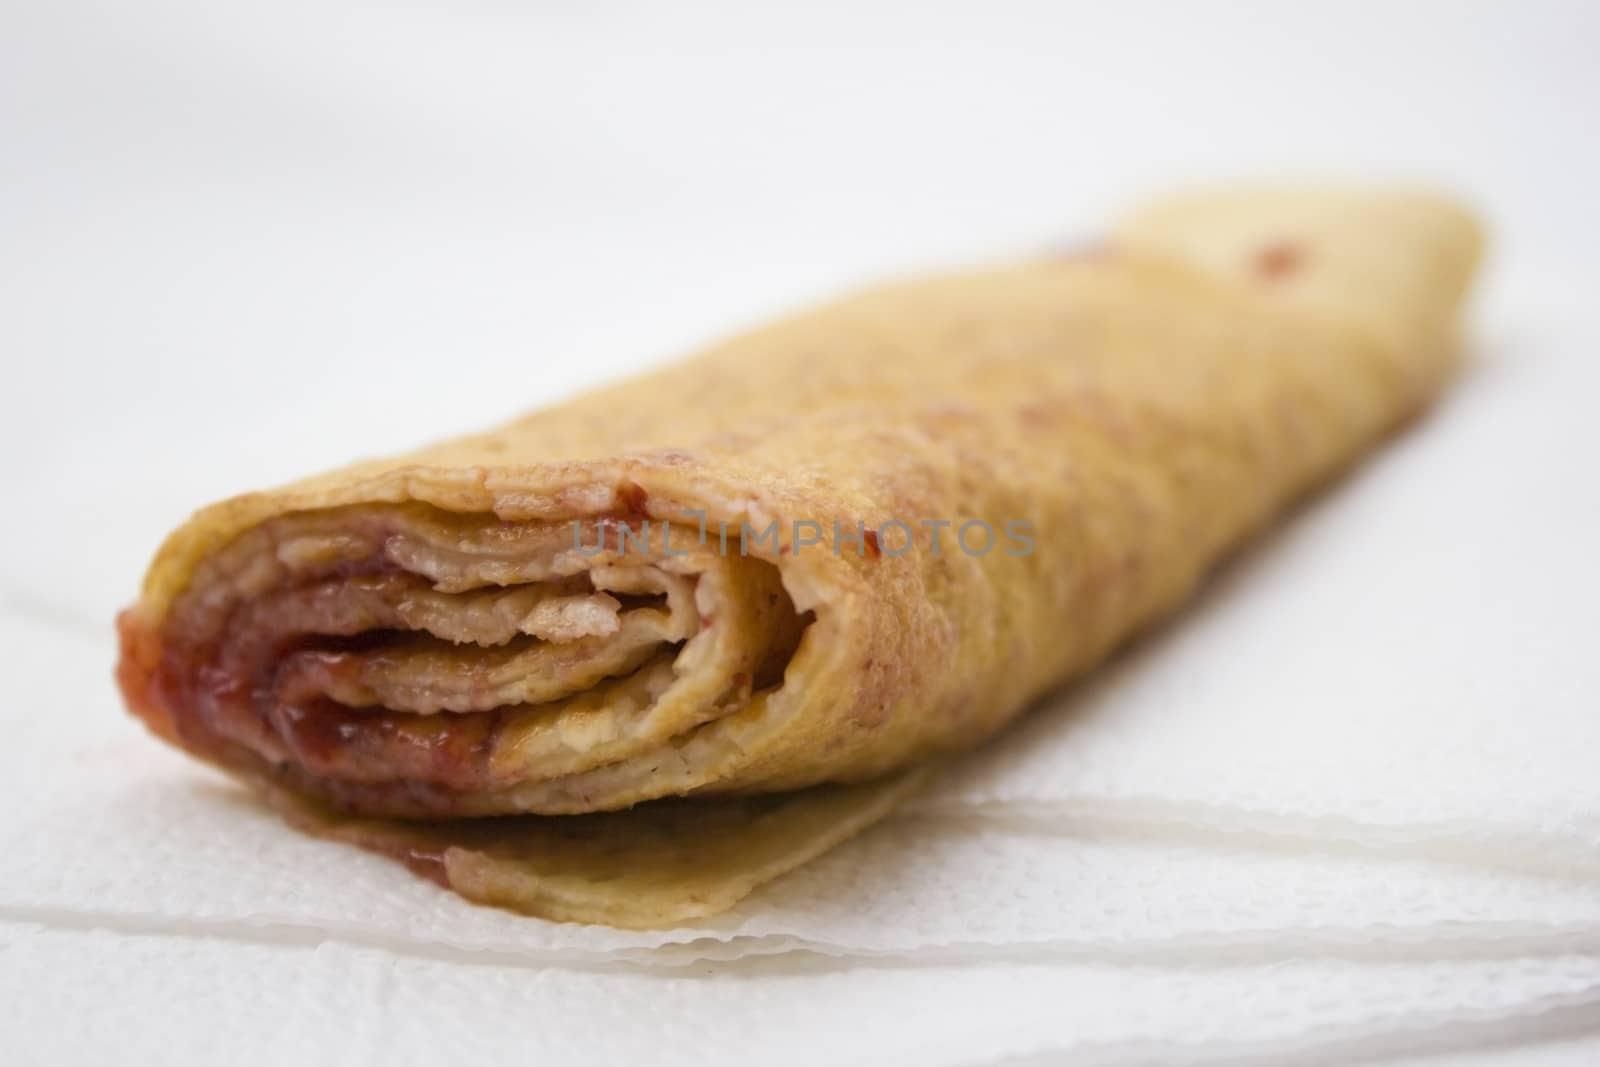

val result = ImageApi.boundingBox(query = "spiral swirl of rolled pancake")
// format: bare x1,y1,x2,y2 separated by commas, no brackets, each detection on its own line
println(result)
127,503,806,818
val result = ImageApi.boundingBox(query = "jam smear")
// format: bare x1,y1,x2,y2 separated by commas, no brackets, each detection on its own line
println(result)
1253,241,1304,281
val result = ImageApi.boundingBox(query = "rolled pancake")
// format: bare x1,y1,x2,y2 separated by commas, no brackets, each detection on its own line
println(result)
116,188,1482,927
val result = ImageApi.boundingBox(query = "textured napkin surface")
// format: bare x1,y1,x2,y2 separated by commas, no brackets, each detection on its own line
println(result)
4,293,1599,1064
8,918,1600,1067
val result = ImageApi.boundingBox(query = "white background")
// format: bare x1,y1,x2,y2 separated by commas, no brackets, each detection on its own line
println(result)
2,2,1597,1064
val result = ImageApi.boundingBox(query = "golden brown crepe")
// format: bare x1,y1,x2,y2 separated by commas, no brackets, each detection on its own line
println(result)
116,187,1482,927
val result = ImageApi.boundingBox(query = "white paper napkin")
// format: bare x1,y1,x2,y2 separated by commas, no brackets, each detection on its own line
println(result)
3,290,1598,1064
